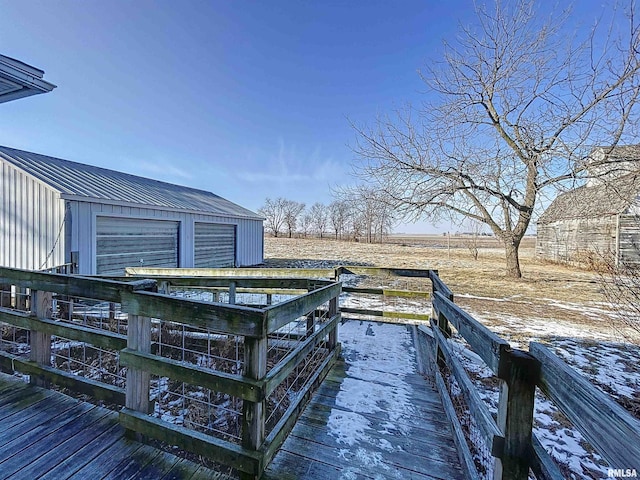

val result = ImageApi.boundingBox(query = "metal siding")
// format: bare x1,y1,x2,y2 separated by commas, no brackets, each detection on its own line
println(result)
1,147,265,272
95,216,179,275
0,159,65,270
194,223,236,268
68,202,263,274
236,218,264,266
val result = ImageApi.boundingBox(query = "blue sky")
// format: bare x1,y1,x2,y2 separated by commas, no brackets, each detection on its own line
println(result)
0,1,608,233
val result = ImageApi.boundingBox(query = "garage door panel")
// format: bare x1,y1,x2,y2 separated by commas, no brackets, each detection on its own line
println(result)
96,217,179,275
194,223,235,268
96,236,177,254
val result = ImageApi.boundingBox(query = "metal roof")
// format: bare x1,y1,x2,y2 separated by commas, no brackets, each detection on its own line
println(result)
0,146,262,219
0,54,56,104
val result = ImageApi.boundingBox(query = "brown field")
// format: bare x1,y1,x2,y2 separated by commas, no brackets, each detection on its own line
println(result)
263,235,633,345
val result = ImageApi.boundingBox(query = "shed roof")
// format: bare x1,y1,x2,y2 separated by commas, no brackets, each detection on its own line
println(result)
0,54,56,104
592,144,640,160
0,146,261,219
538,172,640,223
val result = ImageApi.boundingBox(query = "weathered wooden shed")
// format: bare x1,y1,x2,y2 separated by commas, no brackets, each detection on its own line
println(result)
536,170,640,266
0,146,264,274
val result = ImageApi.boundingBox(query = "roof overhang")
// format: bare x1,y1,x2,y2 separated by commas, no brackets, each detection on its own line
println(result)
0,54,56,104
60,193,265,221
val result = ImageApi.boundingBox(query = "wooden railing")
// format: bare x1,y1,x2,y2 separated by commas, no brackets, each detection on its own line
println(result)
424,270,640,480
0,267,341,480
126,265,433,324
129,266,640,478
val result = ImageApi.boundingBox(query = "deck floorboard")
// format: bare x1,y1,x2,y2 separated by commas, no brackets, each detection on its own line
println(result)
264,321,464,480
0,372,230,480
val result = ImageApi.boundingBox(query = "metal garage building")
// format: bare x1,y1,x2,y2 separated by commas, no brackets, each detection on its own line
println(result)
0,146,264,274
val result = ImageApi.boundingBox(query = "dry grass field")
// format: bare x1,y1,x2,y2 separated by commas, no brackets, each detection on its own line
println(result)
264,235,632,345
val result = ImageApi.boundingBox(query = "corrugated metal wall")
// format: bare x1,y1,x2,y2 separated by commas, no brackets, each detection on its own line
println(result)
0,160,66,270
69,200,263,274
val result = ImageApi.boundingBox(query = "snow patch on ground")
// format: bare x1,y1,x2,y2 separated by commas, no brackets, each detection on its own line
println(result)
447,332,637,479
327,409,372,446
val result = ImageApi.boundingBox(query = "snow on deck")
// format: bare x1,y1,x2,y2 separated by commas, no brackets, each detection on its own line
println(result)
264,321,463,480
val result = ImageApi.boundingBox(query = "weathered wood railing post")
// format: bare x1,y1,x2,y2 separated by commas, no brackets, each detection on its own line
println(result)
494,350,540,480
15,287,27,311
238,276,265,479
0,284,11,307
158,280,171,295
229,281,236,305
328,294,338,350
125,314,152,416
30,290,52,387
241,335,267,480
306,312,315,338
431,271,453,368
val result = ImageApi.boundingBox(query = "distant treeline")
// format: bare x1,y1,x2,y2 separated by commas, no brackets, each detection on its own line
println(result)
258,189,394,243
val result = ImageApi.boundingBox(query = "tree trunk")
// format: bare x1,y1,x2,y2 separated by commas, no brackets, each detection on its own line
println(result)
504,238,522,279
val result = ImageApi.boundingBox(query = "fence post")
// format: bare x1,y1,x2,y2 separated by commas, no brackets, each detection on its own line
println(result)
241,336,267,480
229,281,237,305
125,314,151,414
158,281,171,295
30,290,53,387
15,287,27,311
431,272,452,368
328,294,339,351
0,284,11,307
495,349,540,480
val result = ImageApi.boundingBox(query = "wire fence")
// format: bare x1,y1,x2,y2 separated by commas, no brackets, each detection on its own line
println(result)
0,285,31,358
265,296,333,434
141,284,336,443
0,286,128,391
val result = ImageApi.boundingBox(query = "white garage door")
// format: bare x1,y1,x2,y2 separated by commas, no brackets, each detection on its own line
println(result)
194,223,236,268
96,217,179,275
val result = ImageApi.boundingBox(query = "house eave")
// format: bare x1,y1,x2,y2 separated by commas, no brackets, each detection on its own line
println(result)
0,54,56,104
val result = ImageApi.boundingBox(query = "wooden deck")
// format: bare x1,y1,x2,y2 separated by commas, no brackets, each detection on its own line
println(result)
0,322,463,480
0,372,229,480
264,321,464,479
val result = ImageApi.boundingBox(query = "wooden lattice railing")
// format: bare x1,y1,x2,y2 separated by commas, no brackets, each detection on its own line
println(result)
0,267,341,480
425,270,640,480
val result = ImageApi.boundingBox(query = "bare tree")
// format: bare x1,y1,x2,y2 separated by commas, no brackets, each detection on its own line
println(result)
462,219,483,261
283,200,305,238
310,203,329,239
329,200,350,240
352,0,640,277
258,197,287,238
598,252,640,342
299,209,313,238
336,186,395,243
